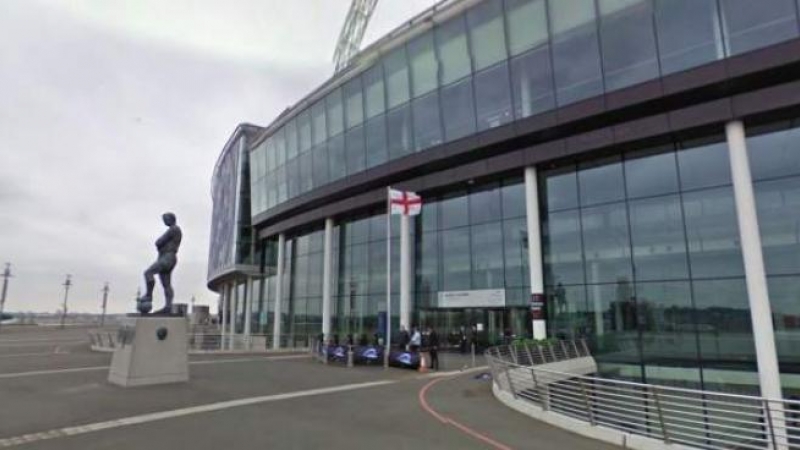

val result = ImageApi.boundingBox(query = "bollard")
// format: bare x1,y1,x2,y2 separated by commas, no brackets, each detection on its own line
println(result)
347,346,354,368
471,342,476,367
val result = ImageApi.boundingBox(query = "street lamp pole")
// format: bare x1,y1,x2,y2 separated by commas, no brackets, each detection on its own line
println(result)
60,275,72,329
0,263,12,332
101,282,109,327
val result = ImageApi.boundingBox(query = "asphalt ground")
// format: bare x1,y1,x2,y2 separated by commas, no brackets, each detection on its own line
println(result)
0,326,620,449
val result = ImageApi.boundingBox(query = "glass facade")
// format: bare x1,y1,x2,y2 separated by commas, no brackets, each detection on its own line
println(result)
249,0,800,219
541,137,760,392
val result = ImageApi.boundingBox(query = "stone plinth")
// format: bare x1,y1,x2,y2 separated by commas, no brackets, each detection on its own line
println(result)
108,316,189,387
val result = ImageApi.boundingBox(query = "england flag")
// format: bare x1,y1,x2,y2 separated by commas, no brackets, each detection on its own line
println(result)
389,188,422,216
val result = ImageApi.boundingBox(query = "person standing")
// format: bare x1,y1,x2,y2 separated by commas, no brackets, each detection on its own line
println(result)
409,326,421,353
428,326,439,371
399,326,410,351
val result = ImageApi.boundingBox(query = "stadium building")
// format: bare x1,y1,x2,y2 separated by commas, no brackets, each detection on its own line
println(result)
208,0,800,395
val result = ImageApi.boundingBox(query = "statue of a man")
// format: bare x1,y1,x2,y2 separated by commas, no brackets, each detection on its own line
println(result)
138,212,182,314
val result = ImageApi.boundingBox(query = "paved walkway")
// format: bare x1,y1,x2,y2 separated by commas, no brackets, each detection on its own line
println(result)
0,327,620,449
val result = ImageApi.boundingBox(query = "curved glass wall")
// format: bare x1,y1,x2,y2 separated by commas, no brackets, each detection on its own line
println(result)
250,0,800,218
541,136,760,393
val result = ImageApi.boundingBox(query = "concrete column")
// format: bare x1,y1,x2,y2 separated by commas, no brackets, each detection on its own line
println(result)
229,282,238,350
727,121,785,406
244,277,253,348
322,218,334,339
220,286,228,350
272,233,285,350
525,167,547,340
400,214,411,330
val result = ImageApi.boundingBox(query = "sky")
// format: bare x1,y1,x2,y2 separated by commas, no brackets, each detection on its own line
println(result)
0,0,437,314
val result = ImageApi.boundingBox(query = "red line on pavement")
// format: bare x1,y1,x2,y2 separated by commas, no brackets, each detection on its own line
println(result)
418,376,514,450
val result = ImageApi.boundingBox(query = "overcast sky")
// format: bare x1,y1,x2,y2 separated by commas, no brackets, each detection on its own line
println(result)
0,0,436,314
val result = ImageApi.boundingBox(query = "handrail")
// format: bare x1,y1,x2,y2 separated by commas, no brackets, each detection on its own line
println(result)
486,342,797,450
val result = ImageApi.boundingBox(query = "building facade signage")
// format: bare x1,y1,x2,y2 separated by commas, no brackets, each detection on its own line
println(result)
437,289,506,308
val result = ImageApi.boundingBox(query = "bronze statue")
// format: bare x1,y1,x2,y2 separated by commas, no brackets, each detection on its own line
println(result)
137,212,182,314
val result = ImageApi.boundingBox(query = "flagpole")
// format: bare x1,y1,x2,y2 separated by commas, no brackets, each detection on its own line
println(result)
385,186,392,369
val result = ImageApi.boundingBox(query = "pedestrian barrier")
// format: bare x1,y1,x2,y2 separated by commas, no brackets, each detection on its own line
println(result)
487,340,800,450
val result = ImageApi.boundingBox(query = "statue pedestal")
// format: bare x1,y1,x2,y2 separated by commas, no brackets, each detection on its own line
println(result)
108,316,189,387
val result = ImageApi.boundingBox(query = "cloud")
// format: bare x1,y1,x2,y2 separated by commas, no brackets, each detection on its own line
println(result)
0,0,429,314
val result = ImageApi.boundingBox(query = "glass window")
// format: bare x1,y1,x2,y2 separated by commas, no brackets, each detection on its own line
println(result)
549,0,604,105
502,179,526,219
543,165,579,211
412,91,443,151
506,0,549,56
677,140,731,190
599,0,659,91
265,138,276,173
582,202,633,283
416,199,438,234
275,130,287,168
312,143,329,188
326,88,344,138
311,100,326,145
440,76,476,141
748,125,800,181
365,114,388,169
408,31,438,98
543,209,585,285
345,125,366,176
297,110,311,155
766,276,800,364
369,240,387,294
682,187,744,278
635,281,696,363
284,119,297,160
276,165,287,203
386,104,413,160
474,62,513,131
384,47,410,109
511,46,556,119
692,279,755,371
579,157,626,206
286,157,299,199
504,218,530,287
299,151,313,193
266,175,276,209
417,231,440,294
328,134,346,181
344,76,363,129
469,184,502,225
471,223,505,289
756,177,800,275
629,195,690,281
720,0,799,56
364,65,385,119
436,14,472,86
441,227,472,290
654,0,723,76
624,149,679,199
467,0,508,71
440,192,469,229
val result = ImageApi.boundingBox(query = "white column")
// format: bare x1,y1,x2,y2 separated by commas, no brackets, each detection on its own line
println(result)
322,218,334,340
244,277,253,348
220,286,228,350
400,214,411,330
525,167,547,340
727,121,787,449
272,233,285,350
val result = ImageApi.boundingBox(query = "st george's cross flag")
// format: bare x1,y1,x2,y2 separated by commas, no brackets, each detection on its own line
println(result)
388,188,422,216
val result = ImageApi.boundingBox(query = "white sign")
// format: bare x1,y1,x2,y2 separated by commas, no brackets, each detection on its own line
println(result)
437,289,506,308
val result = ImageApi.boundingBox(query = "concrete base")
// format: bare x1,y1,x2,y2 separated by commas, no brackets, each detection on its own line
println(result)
108,316,189,387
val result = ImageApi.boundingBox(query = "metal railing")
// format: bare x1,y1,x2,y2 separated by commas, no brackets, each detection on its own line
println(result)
89,330,310,353
487,342,800,450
